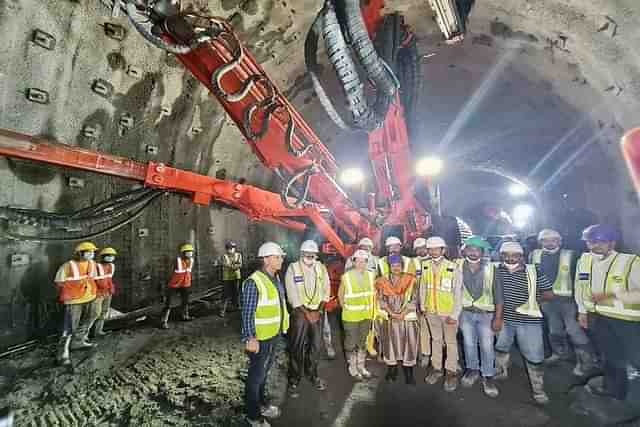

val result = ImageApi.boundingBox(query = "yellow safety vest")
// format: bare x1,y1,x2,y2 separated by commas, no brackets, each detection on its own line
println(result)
244,271,290,340
422,259,458,316
378,256,415,279
342,270,375,322
222,252,242,280
457,259,496,312
514,265,543,318
576,253,640,322
413,257,424,281
291,261,324,310
531,249,574,297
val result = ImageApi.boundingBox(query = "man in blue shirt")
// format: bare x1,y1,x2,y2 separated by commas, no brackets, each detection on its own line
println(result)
241,242,288,427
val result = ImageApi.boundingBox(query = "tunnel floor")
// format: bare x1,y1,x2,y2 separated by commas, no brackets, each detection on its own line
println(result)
0,309,604,426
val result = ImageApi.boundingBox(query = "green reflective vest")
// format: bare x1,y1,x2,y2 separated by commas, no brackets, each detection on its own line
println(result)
244,271,290,340
378,256,415,279
576,253,640,322
341,270,375,322
531,249,574,297
422,259,458,316
457,259,496,312
514,265,543,318
223,252,242,280
291,261,323,310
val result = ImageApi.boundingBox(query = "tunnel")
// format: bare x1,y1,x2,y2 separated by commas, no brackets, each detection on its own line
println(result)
0,0,639,426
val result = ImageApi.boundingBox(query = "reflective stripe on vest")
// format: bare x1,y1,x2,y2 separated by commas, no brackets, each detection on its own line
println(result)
223,253,242,280
95,263,115,279
342,271,375,322
423,260,457,315
65,260,95,281
292,261,323,309
378,256,412,279
175,257,192,273
577,253,640,321
515,265,543,318
532,249,574,297
413,258,423,279
246,271,290,339
461,261,496,312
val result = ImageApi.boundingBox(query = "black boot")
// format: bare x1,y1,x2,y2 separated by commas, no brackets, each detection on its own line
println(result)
385,365,398,382
403,366,416,385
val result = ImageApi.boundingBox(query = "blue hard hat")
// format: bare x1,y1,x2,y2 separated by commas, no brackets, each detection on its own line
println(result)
581,224,621,242
225,240,237,248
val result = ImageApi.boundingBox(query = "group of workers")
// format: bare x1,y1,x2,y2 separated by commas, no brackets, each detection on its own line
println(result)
240,224,640,427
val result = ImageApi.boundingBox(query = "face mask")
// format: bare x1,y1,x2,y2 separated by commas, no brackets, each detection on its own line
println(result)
228,247,236,253
542,247,559,254
503,262,519,271
431,256,444,262
590,251,609,260
184,251,194,258
82,252,95,261
302,256,315,266
465,257,481,264
103,256,115,263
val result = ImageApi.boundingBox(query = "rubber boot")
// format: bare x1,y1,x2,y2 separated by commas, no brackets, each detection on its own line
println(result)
94,319,109,337
546,334,569,364
526,362,549,404
385,365,398,382
220,300,228,318
347,352,362,380
357,350,372,379
495,351,510,380
57,336,72,366
574,348,598,377
403,366,416,385
71,331,96,350
182,305,193,321
160,308,171,329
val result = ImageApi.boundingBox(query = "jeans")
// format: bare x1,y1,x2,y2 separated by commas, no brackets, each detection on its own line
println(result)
460,310,496,377
495,322,544,364
288,308,322,384
246,337,277,420
589,314,640,400
541,297,590,354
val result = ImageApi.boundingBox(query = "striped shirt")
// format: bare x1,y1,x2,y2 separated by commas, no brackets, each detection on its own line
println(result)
496,265,552,325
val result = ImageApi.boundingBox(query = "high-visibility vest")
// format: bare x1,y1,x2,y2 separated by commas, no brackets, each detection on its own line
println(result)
168,257,193,289
576,253,640,321
457,259,496,312
531,249,574,297
95,263,115,297
222,252,242,280
422,259,458,316
342,270,375,322
378,256,415,279
413,257,423,281
291,261,324,310
244,271,290,340
56,260,97,304
514,265,543,318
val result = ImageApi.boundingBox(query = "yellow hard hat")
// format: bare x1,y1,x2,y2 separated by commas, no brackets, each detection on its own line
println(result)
99,247,118,256
75,242,98,253
180,243,194,253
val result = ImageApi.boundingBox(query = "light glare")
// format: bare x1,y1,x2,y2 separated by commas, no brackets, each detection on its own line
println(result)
416,156,444,177
340,168,365,186
509,183,528,197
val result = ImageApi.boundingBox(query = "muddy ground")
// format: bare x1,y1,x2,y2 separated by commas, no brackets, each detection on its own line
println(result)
0,307,631,427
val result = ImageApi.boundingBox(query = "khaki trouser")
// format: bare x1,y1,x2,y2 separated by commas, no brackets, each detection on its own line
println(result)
426,314,458,372
95,295,112,321
419,314,431,357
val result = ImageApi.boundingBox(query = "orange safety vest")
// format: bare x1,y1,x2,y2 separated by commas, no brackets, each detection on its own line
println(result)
95,263,115,297
168,257,193,289
56,260,97,304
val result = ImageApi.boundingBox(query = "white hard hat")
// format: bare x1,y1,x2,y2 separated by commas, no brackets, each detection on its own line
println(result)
352,249,370,260
358,237,374,248
258,242,286,257
300,240,319,253
413,238,427,250
426,236,446,248
385,236,402,246
537,229,561,241
500,241,524,254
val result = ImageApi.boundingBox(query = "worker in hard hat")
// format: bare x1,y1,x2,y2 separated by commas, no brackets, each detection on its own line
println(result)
378,236,416,279
412,237,431,368
53,242,99,365
344,237,378,273
220,240,243,318
494,241,554,404
160,243,195,329
457,236,501,398
420,236,463,392
90,247,118,337
375,254,419,385
530,229,597,375
573,224,640,420
285,240,331,397
339,249,376,380
241,242,289,427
